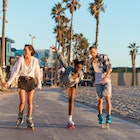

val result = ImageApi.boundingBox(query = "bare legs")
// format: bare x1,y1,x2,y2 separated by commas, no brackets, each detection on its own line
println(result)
67,87,76,128
67,87,76,116
18,89,35,116
98,96,112,115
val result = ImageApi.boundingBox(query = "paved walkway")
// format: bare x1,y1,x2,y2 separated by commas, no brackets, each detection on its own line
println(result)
0,87,139,140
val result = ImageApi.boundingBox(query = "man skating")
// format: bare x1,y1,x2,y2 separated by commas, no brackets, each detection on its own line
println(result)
89,46,112,128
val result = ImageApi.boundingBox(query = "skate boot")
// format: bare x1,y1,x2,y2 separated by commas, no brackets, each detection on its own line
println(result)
106,114,112,129
98,114,104,128
16,112,24,128
67,120,75,129
106,114,112,124
26,116,34,130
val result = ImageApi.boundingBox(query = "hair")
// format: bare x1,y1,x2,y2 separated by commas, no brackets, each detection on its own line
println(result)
89,45,97,51
73,59,84,67
24,44,35,56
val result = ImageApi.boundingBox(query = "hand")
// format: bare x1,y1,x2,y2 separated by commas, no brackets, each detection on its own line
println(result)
37,88,41,91
3,83,9,88
51,46,58,52
101,77,107,85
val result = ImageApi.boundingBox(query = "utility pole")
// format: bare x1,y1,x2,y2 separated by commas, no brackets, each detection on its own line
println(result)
1,0,8,67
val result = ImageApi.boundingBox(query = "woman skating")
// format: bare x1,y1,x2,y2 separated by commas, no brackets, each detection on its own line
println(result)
52,46,84,129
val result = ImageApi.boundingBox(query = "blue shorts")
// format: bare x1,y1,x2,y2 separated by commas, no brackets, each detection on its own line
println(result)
95,82,112,98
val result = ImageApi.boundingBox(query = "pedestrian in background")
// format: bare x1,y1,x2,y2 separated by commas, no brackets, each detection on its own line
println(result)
4,44,41,130
52,46,84,129
89,46,112,127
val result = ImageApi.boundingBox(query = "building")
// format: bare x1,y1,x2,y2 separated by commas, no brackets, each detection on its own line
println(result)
0,37,15,67
11,48,52,67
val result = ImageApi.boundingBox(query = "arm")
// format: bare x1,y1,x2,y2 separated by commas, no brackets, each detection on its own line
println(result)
51,46,68,69
88,58,95,81
102,55,112,84
34,58,42,90
6,57,22,87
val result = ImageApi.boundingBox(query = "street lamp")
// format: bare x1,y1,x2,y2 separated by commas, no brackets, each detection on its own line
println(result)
29,34,36,46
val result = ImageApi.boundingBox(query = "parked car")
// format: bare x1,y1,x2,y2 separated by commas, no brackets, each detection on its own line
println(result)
78,79,94,87
46,79,53,86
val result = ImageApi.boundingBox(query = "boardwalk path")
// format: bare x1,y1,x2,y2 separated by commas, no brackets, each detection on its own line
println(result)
0,87,139,140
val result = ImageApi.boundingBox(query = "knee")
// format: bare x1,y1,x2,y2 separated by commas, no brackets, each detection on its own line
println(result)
98,99,103,106
27,99,33,105
20,100,25,105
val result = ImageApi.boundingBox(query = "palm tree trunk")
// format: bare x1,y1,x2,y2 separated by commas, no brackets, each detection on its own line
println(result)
132,56,136,86
95,14,100,48
1,0,7,67
53,40,59,87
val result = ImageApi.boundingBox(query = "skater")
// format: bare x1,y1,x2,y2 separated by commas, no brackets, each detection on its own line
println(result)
51,46,84,129
4,44,42,129
89,46,112,127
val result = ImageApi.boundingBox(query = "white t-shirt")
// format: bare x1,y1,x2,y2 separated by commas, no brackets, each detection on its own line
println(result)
93,63,102,84
93,62,111,84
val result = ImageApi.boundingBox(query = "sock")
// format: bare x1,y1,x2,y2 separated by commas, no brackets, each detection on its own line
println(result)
68,115,72,122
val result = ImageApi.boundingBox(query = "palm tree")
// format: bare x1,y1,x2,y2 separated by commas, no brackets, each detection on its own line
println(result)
73,33,89,68
51,2,65,50
89,0,105,48
63,0,81,64
51,2,66,86
128,43,140,86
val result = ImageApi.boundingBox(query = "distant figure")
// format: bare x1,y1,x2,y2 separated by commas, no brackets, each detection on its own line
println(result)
52,46,84,129
89,46,112,127
4,44,41,130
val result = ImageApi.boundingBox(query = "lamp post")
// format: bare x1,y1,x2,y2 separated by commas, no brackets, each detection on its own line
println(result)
1,0,8,67
29,34,36,46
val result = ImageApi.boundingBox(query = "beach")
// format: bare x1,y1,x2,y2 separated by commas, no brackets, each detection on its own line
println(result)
63,86,140,124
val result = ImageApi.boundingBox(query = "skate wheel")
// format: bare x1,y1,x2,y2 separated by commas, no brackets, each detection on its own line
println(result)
101,124,104,128
16,125,19,128
66,125,75,129
27,126,35,130
106,124,110,129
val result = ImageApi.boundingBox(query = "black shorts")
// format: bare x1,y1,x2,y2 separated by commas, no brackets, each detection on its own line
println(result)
18,76,35,92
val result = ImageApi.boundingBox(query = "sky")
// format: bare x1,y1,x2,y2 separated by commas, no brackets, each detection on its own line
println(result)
0,0,140,67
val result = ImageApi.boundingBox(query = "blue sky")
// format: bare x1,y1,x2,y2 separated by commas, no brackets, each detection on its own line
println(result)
0,0,140,67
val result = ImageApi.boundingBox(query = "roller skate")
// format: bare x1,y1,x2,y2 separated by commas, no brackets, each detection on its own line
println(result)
98,114,104,128
16,112,24,128
106,114,112,129
26,116,35,130
66,120,75,129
